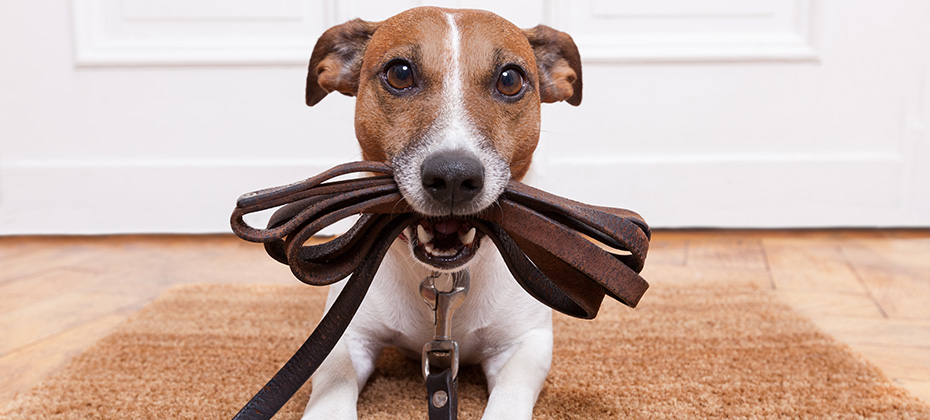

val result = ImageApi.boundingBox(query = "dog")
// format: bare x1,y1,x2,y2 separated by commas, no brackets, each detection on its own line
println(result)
301,7,581,419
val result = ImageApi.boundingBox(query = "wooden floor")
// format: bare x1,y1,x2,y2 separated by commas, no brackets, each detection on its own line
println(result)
1,230,929,407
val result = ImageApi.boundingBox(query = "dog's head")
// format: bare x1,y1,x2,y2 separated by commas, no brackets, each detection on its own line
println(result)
306,7,581,271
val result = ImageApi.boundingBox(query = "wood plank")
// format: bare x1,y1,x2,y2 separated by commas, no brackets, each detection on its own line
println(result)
844,238,930,271
895,379,930,404
851,344,930,382
166,244,294,285
773,290,885,318
642,239,688,266
0,310,131,402
0,292,144,356
809,316,930,348
764,238,867,293
687,237,769,271
843,238,930,319
0,245,94,285
0,268,106,314
0,240,42,262
642,265,771,289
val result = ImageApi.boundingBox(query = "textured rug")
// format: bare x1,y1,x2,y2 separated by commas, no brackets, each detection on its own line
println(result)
2,282,928,419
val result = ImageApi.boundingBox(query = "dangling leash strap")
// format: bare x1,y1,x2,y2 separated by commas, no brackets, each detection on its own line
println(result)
229,161,650,419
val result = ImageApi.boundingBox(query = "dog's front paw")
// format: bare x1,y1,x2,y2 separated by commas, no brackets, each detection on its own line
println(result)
301,402,357,420
481,401,534,420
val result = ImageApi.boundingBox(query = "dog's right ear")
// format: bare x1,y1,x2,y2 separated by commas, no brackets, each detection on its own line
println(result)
306,19,379,106
523,25,582,106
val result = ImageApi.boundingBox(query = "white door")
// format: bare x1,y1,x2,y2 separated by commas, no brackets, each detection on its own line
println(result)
1,0,928,234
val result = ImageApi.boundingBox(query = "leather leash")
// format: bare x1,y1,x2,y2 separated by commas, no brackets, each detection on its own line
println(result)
229,161,650,419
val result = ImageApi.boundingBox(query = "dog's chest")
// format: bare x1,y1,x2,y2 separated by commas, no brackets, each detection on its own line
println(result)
366,267,488,363
357,241,551,364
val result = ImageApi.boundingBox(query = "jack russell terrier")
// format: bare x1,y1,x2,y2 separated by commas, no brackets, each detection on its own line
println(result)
301,6,581,419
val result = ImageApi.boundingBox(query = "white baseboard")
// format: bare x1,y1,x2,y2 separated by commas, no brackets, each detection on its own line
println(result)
532,153,928,228
0,160,347,235
1,154,927,235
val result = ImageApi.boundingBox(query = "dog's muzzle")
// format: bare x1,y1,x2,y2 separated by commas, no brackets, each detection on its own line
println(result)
400,149,490,270
394,146,510,222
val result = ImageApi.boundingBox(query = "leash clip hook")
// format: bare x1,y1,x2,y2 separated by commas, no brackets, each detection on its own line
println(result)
419,270,469,381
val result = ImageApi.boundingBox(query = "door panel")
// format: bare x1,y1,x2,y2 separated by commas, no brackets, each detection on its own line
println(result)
0,0,927,233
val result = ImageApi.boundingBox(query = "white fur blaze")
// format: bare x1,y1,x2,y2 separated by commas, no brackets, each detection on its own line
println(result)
390,11,511,217
437,12,476,153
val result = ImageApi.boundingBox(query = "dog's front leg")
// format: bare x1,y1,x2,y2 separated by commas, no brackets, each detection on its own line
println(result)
480,327,554,420
301,335,381,420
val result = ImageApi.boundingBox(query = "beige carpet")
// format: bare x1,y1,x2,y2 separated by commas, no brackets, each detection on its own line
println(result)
2,282,929,419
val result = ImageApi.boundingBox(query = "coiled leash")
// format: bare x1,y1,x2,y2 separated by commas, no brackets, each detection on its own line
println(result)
229,161,651,420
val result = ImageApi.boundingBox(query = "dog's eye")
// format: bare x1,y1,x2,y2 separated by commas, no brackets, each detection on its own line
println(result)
496,67,524,96
384,61,414,90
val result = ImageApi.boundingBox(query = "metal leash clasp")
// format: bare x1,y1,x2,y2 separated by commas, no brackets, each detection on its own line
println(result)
419,270,470,382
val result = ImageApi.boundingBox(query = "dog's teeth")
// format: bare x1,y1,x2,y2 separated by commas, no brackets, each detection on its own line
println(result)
423,243,458,258
460,228,476,245
417,225,434,244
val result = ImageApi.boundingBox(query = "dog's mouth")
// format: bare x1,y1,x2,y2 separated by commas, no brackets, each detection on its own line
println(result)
404,218,485,270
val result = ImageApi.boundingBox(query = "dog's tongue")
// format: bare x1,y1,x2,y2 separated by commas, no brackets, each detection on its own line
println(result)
434,219,461,235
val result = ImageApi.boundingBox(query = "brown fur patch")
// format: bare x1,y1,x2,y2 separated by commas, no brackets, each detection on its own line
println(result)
355,8,544,180
306,7,583,182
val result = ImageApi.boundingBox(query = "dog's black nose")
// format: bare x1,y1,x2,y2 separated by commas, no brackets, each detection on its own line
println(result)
421,150,485,206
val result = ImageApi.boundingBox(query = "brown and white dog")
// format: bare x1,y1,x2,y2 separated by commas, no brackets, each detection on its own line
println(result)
302,7,581,419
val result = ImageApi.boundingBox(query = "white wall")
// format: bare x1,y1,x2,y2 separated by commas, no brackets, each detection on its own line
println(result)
1,0,929,234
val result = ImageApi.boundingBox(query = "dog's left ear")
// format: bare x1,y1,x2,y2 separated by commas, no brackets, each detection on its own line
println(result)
523,25,583,106
306,19,380,106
